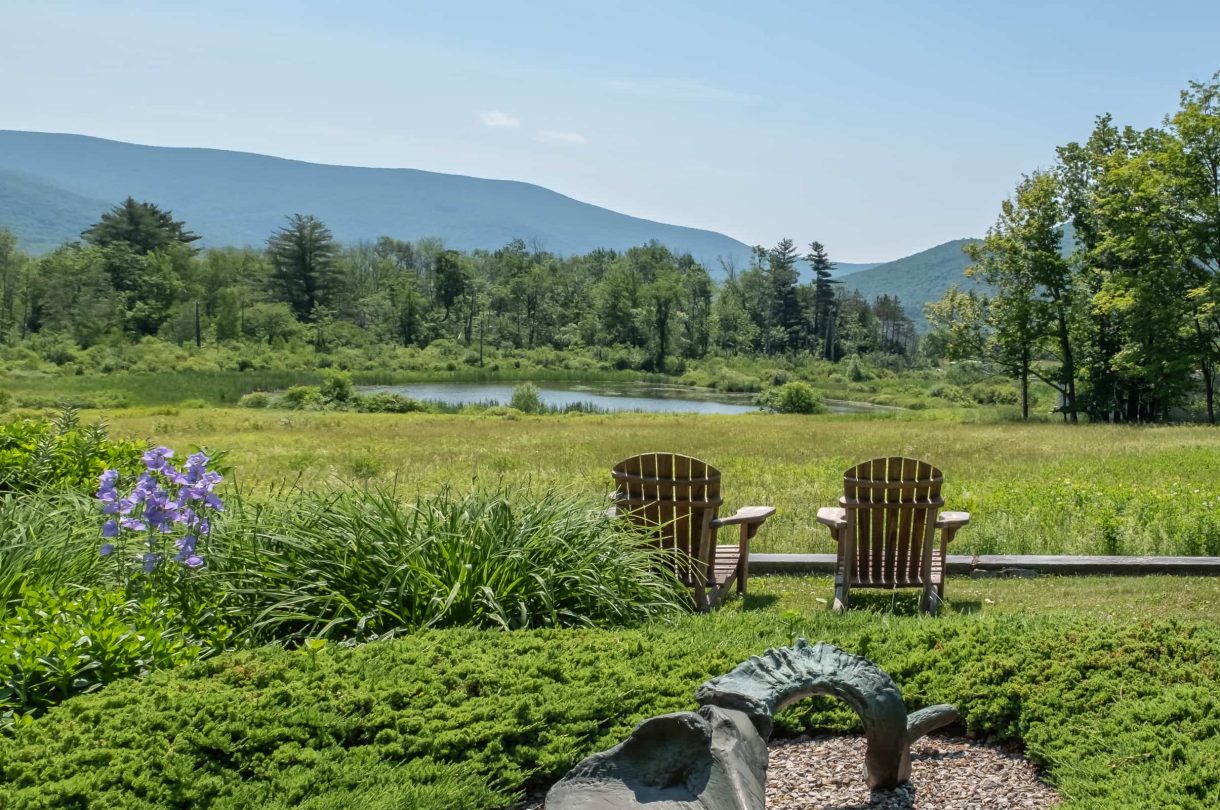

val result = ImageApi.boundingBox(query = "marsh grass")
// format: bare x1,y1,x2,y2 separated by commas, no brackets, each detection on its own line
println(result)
99,409,1220,557
1,368,669,409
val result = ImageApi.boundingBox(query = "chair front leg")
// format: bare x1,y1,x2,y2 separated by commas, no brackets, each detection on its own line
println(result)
737,522,756,595
832,527,851,612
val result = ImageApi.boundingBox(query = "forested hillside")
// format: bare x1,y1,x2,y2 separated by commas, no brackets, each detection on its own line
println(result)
0,204,915,378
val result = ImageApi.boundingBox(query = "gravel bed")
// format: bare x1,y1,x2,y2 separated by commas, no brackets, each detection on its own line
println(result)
523,733,1060,809
767,734,1060,809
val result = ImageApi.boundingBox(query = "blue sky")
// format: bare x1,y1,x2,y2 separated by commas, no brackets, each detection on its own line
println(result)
3,0,1218,261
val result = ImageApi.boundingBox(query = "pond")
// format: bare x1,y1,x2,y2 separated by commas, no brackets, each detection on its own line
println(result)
357,381,898,415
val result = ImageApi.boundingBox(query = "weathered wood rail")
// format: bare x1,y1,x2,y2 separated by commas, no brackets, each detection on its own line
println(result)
751,553,1220,576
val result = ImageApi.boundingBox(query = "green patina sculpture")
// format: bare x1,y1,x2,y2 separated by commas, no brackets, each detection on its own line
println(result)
546,639,958,809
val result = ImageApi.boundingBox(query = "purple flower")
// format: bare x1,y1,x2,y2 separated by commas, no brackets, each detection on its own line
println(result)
100,543,115,557
142,446,175,471
98,447,223,572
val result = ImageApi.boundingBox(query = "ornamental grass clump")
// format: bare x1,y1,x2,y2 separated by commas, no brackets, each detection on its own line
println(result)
211,487,690,643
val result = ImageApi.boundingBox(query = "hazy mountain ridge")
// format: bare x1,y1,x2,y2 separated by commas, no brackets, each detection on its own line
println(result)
0,130,880,277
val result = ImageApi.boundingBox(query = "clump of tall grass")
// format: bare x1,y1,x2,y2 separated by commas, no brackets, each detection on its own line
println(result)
0,493,105,609
210,487,690,643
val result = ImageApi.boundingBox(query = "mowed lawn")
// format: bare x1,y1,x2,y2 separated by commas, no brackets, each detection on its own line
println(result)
102,408,1220,556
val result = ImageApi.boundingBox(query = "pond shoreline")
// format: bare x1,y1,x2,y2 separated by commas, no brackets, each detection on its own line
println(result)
357,381,903,415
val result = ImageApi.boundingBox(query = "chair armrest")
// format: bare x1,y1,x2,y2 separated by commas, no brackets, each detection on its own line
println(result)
936,510,970,529
710,506,776,529
816,506,847,529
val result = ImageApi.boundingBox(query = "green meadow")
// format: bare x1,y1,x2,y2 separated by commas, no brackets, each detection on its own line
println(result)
95,405,1220,557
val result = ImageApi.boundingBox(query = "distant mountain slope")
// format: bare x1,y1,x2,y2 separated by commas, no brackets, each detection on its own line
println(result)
0,130,875,276
843,238,983,330
845,221,1077,331
0,170,110,255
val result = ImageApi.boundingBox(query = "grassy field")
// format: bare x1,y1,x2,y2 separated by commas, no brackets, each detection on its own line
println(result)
82,406,1220,557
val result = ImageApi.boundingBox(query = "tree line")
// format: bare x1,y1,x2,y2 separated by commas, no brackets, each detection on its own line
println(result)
0,205,916,371
927,72,1220,423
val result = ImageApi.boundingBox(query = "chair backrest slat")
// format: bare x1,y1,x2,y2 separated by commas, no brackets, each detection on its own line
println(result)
843,457,943,585
612,453,722,580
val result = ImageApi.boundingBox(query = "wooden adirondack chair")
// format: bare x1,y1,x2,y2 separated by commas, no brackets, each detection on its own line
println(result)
816,457,970,615
610,453,775,611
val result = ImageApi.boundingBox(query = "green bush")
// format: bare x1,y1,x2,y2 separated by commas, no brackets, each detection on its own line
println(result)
238,391,270,408
279,385,322,409
757,381,825,414
354,392,425,413
4,609,1220,808
0,410,146,495
509,382,544,414
209,487,690,643
320,369,354,404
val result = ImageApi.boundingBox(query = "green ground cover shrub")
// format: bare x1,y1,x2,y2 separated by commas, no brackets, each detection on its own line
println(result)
0,409,145,494
3,578,1220,808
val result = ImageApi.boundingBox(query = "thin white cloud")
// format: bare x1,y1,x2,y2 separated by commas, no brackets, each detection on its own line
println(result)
536,129,586,144
604,77,755,103
479,111,521,128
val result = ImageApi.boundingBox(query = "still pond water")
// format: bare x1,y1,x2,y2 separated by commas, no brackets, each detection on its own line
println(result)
358,381,895,415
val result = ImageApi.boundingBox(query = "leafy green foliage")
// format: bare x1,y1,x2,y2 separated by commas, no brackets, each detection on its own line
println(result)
0,586,224,729
0,409,145,495
267,214,342,321
352,392,425,413
3,581,1220,808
